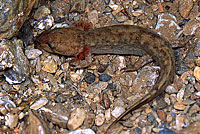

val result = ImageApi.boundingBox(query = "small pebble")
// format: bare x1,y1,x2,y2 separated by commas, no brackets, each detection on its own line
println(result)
42,57,57,73
145,108,152,114
69,129,95,134
134,127,142,134
99,74,112,82
84,72,96,84
30,97,48,110
165,85,178,94
25,49,42,59
111,107,125,118
174,102,186,110
95,113,105,126
166,114,173,122
68,108,86,130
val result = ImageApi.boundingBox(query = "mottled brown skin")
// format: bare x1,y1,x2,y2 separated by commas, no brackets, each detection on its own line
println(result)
37,25,175,133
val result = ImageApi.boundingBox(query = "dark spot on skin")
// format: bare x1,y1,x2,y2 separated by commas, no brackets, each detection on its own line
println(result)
47,42,56,49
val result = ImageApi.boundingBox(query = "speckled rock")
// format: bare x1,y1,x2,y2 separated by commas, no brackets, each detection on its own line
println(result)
0,0,36,39
0,39,30,84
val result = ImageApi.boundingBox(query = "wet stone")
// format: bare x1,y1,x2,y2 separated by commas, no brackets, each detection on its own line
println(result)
33,15,54,30
130,66,159,93
176,116,185,130
157,110,166,121
1,39,30,84
99,74,112,82
84,72,96,84
0,0,36,39
88,10,98,25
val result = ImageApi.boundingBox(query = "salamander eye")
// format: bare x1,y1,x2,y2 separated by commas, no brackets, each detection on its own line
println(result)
47,41,55,49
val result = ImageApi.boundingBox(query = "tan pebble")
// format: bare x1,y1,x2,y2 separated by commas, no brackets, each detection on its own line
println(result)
145,108,152,114
166,114,173,122
178,120,200,134
42,57,57,73
30,97,48,110
95,113,105,126
194,66,200,81
70,69,84,82
105,109,111,121
152,128,160,133
132,10,144,17
176,115,184,130
67,108,86,130
174,102,186,110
